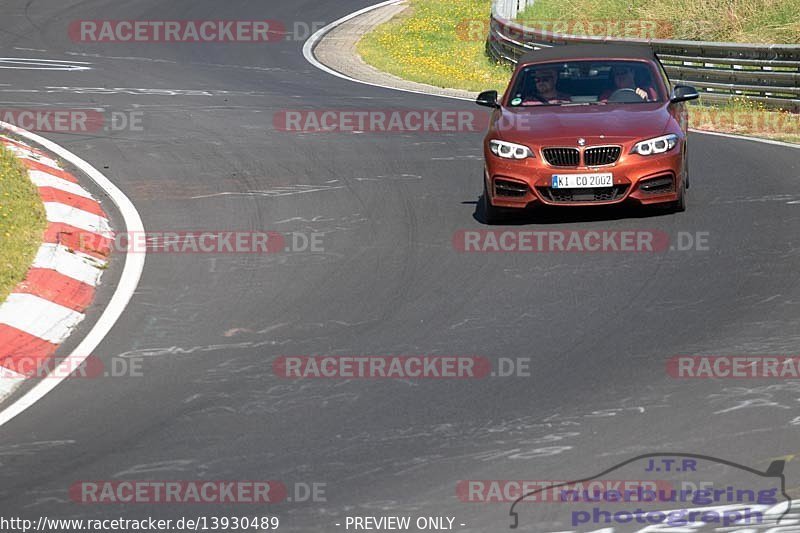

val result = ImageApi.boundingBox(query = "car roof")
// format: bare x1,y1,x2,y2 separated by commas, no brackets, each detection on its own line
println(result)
518,44,658,66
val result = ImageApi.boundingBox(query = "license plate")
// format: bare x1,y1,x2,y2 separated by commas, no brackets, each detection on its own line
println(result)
551,173,613,189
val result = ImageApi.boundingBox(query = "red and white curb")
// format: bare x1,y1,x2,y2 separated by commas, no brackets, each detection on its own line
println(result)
0,123,143,428
0,135,112,398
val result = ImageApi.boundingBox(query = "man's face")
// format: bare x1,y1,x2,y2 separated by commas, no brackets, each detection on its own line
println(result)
534,69,557,94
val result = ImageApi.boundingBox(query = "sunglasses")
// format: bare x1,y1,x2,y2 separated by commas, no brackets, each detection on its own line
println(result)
534,76,555,82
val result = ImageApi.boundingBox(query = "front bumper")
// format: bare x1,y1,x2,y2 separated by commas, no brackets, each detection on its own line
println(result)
484,147,683,209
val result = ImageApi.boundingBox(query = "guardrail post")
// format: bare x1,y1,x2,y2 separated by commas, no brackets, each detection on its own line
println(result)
501,0,513,18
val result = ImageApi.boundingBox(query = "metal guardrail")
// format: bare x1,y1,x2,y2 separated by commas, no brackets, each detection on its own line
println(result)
486,2,800,111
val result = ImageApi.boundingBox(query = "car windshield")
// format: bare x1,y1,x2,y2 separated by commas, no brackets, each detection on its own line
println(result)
507,60,664,106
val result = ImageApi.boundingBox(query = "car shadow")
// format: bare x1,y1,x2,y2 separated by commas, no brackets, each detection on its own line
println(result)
465,199,676,226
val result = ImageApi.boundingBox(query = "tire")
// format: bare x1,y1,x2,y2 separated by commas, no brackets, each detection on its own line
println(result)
672,177,687,213
684,147,690,189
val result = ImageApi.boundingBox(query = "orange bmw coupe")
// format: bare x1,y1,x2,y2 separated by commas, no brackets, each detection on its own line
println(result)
477,44,699,223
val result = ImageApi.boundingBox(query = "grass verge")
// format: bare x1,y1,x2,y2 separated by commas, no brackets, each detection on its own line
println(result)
517,0,800,43
356,0,511,93
0,143,47,304
688,98,800,144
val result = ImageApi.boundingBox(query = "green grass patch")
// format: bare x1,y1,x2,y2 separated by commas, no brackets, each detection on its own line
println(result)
357,0,511,93
517,0,800,43
0,144,47,303
689,98,800,144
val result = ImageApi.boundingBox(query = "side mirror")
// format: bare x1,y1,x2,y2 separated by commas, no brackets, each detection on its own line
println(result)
476,90,500,108
670,85,699,104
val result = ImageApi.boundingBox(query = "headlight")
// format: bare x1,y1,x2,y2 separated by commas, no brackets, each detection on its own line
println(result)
489,140,534,160
632,134,678,156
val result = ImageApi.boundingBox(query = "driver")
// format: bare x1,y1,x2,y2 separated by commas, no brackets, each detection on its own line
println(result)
600,65,657,102
522,67,570,105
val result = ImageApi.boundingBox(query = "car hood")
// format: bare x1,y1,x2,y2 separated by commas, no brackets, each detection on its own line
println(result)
492,103,672,145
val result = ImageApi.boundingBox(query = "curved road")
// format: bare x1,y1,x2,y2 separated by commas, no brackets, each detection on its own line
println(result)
1,0,799,531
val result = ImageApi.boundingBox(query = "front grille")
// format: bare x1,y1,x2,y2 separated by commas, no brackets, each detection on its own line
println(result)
494,178,528,197
537,185,629,203
542,148,579,167
584,146,621,166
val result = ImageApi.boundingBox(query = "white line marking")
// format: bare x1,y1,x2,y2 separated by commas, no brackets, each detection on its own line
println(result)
29,170,94,199
0,57,91,64
0,121,146,424
303,2,800,149
43,202,111,234
191,184,344,199
0,58,91,71
302,0,474,103
0,294,85,344
2,143,62,168
32,244,106,286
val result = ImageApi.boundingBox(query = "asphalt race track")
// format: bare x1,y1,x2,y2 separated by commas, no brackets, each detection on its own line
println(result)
1,1,800,531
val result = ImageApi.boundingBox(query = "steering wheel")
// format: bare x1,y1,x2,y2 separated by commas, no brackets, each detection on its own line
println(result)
607,88,646,103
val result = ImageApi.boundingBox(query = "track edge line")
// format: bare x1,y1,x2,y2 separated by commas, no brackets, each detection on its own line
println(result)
0,122,146,427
